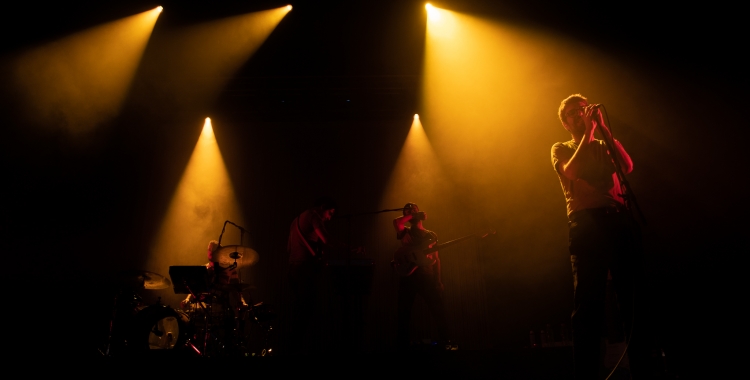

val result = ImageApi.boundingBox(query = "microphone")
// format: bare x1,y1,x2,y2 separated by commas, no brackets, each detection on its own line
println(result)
589,104,604,119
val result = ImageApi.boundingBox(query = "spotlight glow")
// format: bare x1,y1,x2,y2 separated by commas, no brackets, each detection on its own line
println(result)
286,5,292,11
425,5,456,37
203,117,212,135
138,6,291,114
380,115,452,225
150,117,246,294
156,6,163,13
414,114,420,119
426,3,441,21
9,8,161,133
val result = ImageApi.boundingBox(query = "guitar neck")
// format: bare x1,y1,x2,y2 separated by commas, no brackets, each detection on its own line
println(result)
422,231,491,254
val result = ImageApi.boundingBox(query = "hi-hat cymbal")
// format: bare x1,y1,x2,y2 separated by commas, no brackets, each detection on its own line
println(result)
210,245,259,268
118,270,172,290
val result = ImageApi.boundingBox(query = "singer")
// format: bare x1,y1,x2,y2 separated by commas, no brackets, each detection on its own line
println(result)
551,94,648,379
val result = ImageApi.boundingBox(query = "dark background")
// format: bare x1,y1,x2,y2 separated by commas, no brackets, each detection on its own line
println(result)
1,0,744,373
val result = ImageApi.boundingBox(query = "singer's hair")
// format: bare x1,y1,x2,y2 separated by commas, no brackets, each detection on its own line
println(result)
207,240,219,251
403,202,418,215
558,93,588,125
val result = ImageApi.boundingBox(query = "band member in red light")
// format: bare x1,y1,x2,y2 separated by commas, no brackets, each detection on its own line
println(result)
285,196,338,355
392,202,449,350
180,240,248,311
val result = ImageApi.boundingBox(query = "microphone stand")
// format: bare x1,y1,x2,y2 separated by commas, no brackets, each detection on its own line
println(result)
333,206,406,288
331,207,404,351
218,220,248,282
218,220,247,246
597,107,647,226
336,208,405,261
597,106,653,380
217,220,250,354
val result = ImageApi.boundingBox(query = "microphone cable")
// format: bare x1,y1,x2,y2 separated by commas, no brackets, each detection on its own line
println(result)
597,104,639,380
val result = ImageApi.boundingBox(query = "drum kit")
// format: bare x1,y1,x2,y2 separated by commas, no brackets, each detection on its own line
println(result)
102,245,275,357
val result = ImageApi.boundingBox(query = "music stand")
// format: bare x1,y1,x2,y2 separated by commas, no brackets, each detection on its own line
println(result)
168,266,209,295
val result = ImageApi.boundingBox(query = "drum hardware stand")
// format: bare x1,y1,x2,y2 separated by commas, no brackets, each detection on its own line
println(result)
148,297,165,339
181,281,209,356
217,220,254,356
168,265,211,356
103,289,124,356
248,302,275,356
102,271,175,355
102,286,145,356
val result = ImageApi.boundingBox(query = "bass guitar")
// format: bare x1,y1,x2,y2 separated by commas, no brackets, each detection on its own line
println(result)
392,229,495,277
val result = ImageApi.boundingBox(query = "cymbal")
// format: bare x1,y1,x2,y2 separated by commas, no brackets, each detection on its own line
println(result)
118,270,172,290
210,245,259,268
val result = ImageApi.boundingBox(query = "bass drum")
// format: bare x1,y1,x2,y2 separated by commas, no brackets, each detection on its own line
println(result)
131,304,190,350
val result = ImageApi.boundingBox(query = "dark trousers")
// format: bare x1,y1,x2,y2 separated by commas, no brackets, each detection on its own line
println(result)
569,209,650,379
397,271,448,349
288,261,322,354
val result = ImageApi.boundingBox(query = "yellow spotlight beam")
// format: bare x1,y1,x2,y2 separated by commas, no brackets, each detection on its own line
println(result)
136,6,291,113
420,4,649,276
423,6,569,188
178,6,290,77
8,7,162,133
379,115,456,220
426,3,441,21
149,118,247,285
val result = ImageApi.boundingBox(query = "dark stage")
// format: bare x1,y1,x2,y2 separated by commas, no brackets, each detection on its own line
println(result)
1,0,742,377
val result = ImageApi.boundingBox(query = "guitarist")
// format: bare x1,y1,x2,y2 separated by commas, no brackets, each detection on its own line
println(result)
393,202,449,350
286,196,338,355
286,196,365,354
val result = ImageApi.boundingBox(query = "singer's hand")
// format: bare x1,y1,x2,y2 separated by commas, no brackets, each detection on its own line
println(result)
583,104,600,135
591,105,608,132
411,211,426,221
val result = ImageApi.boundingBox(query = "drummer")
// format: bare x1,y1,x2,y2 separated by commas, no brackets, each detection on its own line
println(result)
180,240,250,311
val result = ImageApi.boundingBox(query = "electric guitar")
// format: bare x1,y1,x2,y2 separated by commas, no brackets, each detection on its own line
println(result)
392,229,496,277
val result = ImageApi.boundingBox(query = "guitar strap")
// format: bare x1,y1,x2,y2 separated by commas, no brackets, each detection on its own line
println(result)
294,215,319,257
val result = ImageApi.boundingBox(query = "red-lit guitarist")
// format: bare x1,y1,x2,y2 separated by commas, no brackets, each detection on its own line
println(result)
392,202,450,350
